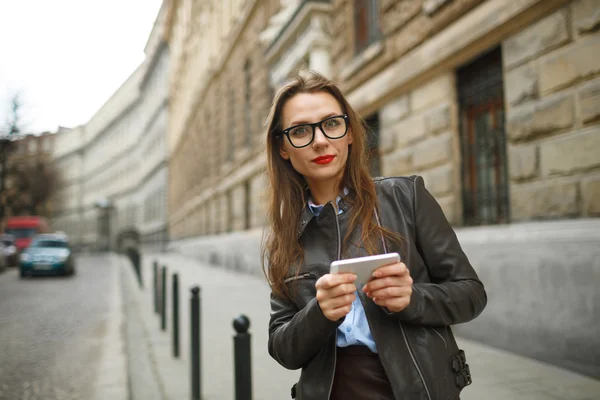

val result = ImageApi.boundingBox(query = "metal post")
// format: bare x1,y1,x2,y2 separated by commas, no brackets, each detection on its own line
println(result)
161,266,167,331
191,286,201,400
172,273,180,358
136,250,143,288
153,261,159,314
233,314,252,400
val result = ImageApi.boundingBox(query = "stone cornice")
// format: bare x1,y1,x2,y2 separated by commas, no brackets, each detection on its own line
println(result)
346,0,571,116
267,6,332,86
263,0,331,60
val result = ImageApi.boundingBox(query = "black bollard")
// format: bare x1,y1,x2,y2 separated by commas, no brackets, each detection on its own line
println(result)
191,286,201,400
172,273,180,358
137,251,143,288
153,261,158,314
131,249,142,288
161,266,167,331
233,314,252,400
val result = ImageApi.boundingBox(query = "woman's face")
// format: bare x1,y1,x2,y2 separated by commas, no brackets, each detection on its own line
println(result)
279,91,352,189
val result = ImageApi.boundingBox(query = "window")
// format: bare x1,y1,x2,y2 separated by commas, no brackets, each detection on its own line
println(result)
227,85,236,161
204,109,213,177
244,60,252,147
364,113,381,177
354,0,380,54
227,190,233,233
244,181,251,230
457,47,509,225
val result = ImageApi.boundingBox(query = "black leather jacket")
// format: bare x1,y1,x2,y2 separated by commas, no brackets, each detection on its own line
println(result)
268,176,487,400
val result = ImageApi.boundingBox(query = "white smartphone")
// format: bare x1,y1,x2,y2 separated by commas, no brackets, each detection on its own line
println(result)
330,252,401,284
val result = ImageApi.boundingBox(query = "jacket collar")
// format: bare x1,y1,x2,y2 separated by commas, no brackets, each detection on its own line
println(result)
297,206,315,238
296,188,351,238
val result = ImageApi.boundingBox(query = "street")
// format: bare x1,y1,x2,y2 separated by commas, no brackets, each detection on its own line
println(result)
0,254,125,400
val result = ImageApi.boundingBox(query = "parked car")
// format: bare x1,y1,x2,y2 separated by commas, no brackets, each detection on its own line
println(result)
19,234,76,277
0,234,18,266
5,216,51,253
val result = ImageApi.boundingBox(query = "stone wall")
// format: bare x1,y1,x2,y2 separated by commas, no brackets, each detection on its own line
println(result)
332,0,485,95
168,1,279,240
379,72,462,224
168,0,599,237
503,1,600,221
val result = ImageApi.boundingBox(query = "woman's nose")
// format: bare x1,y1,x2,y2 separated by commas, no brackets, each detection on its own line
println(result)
312,127,329,147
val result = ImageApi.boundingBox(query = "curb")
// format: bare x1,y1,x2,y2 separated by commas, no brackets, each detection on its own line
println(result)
92,254,129,400
120,254,167,400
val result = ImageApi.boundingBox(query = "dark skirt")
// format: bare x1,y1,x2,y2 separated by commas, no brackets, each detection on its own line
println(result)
330,345,395,400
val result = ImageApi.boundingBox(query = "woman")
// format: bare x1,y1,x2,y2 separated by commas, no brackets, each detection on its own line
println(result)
262,69,487,400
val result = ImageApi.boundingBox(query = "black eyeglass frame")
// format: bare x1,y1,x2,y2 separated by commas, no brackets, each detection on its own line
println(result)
277,114,349,148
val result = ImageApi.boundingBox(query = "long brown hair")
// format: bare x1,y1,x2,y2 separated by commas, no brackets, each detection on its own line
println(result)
262,69,401,300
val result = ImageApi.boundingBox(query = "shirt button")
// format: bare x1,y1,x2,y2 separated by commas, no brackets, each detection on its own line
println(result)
346,327,351,333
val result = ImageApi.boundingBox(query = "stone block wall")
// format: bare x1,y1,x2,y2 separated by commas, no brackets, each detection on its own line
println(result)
379,72,462,224
503,1,600,221
168,0,279,240
168,0,599,239
332,0,485,94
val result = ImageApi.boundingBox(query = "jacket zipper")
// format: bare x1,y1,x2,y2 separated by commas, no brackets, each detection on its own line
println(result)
400,323,433,400
327,203,342,399
376,207,432,398
283,271,317,283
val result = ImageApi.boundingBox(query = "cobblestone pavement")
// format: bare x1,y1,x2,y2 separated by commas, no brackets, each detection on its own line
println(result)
0,254,127,400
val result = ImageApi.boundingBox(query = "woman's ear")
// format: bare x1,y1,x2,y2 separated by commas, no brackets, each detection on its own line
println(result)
279,146,290,160
347,128,353,145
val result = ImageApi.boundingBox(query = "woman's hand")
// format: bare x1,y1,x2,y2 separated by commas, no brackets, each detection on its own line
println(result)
315,273,357,321
363,262,413,313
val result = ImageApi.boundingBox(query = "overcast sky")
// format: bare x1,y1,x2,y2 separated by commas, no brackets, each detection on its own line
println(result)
0,0,163,134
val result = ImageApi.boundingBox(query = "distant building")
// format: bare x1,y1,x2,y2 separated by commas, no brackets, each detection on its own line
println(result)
50,2,170,251
48,126,85,249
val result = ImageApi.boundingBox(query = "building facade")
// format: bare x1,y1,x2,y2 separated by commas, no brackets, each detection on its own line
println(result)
167,0,599,241
49,126,86,248
165,0,600,377
165,0,281,239
51,3,170,251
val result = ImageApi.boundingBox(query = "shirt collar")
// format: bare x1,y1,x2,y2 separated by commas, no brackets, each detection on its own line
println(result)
308,187,349,216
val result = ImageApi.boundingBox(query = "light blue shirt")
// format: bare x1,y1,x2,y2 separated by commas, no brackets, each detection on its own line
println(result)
308,194,378,353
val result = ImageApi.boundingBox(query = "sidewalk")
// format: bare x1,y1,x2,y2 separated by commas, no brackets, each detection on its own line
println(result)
120,252,600,400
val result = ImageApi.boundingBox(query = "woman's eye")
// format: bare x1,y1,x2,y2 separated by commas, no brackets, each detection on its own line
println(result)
325,119,340,128
291,126,309,136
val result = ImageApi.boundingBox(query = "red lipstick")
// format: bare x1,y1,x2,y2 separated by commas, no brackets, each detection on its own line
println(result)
312,155,335,165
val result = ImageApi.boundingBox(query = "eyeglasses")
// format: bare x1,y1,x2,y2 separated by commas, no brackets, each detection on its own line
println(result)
278,114,349,148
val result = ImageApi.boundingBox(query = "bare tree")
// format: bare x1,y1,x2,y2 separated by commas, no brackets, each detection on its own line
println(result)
4,160,62,216
1,93,23,222
5,93,23,135
1,92,61,220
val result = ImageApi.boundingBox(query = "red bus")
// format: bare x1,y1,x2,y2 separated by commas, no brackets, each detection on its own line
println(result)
4,216,51,252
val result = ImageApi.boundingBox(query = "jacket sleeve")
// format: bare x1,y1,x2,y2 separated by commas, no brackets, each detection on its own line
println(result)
389,176,487,326
268,291,341,370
